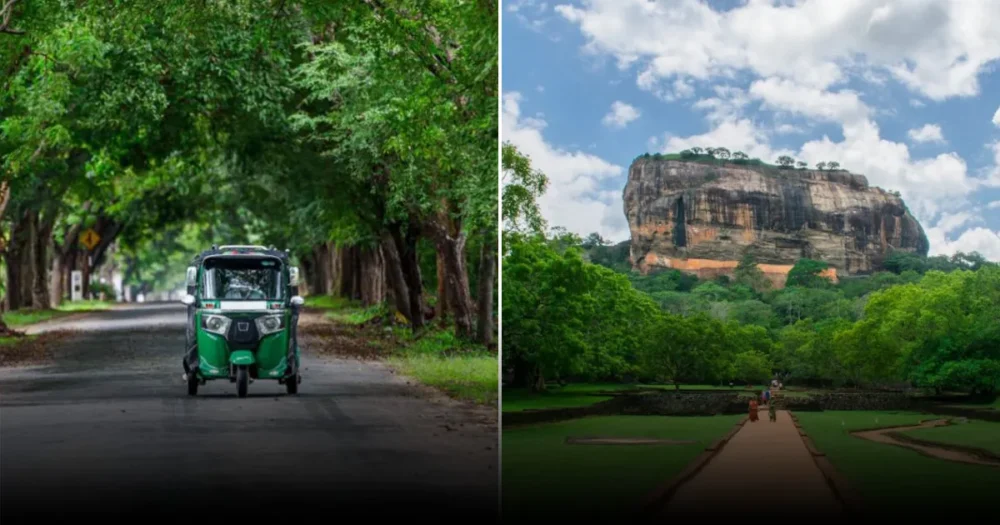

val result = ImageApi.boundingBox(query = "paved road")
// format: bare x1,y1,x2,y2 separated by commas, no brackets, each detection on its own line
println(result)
656,409,843,520
0,303,497,521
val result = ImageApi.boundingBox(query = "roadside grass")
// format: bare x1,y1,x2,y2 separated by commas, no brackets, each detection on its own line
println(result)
793,410,1000,515
307,294,497,406
502,414,744,520
2,300,113,328
0,335,37,346
304,294,388,326
303,294,357,311
902,419,1000,456
502,382,808,412
387,327,496,405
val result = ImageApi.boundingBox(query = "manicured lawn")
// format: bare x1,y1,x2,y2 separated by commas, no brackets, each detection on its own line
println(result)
502,414,743,520
793,410,1000,516
2,300,113,327
903,419,1000,456
948,398,1000,410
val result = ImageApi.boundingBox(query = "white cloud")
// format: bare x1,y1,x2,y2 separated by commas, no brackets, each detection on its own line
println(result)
748,77,870,127
536,85,545,93
907,123,945,143
993,106,1000,127
692,85,751,124
503,92,629,241
556,0,1000,101
602,100,641,129
927,227,1000,260
775,123,805,135
910,98,925,108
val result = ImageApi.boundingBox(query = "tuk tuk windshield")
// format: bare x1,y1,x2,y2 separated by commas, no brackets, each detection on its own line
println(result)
201,256,284,301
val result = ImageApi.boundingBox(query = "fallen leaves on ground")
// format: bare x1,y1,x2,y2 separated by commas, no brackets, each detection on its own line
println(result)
298,322,393,360
0,331,75,367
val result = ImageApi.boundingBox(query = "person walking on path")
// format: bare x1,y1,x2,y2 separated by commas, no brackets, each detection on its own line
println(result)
768,399,777,422
748,398,759,422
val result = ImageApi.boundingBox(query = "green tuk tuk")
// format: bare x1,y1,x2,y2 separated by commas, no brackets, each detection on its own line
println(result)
180,245,303,397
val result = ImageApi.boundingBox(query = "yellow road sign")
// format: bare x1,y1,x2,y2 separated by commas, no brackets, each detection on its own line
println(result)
80,228,100,250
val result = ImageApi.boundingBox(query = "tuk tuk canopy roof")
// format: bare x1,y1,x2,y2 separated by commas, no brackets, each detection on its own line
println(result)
189,247,291,266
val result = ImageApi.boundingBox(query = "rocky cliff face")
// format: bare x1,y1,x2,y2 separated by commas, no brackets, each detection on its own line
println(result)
623,159,928,281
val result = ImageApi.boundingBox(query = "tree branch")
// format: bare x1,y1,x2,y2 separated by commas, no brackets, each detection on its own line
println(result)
0,0,24,35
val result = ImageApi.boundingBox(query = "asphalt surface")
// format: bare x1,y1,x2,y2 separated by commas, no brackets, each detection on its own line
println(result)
0,303,498,521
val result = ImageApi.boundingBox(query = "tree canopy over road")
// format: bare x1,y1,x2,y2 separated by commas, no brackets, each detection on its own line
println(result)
0,0,498,345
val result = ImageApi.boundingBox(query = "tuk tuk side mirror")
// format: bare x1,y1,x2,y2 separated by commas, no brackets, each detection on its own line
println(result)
290,296,304,307
289,266,300,286
185,266,197,287
181,294,195,306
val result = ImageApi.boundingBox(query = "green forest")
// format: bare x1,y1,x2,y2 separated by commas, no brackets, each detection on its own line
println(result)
1,0,497,346
502,143,1000,397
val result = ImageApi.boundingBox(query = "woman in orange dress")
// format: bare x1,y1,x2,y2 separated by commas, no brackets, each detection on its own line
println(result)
748,398,759,422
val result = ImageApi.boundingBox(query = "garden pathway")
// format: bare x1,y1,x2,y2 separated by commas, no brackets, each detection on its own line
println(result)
655,408,843,520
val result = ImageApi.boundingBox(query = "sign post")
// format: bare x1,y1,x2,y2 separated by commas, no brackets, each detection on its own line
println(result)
71,271,83,301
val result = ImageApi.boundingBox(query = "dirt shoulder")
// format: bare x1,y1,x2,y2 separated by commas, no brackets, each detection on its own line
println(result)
296,308,498,424
0,331,76,368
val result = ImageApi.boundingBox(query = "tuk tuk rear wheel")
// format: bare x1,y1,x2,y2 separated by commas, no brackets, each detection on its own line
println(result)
286,373,298,395
236,366,248,398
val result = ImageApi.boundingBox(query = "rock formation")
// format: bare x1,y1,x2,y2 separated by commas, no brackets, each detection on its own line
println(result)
623,158,928,287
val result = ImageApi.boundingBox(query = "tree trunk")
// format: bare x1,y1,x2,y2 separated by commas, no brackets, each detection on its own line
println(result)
380,232,414,324
436,231,474,339
7,209,38,311
435,250,448,325
476,231,496,346
321,241,334,295
31,212,56,309
390,220,425,330
50,256,63,307
335,244,362,300
359,244,386,306
530,365,546,392
5,214,27,311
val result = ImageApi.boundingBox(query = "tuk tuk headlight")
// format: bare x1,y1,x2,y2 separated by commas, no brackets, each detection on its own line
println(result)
255,314,284,336
202,314,231,336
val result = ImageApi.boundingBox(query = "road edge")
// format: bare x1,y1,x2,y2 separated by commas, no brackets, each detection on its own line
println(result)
633,414,750,518
17,303,127,334
788,411,866,517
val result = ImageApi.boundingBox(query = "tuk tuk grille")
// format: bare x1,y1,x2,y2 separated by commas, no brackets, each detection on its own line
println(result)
226,315,262,348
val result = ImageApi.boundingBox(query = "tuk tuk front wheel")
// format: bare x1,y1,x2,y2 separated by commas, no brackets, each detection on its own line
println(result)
236,365,248,398
187,373,198,396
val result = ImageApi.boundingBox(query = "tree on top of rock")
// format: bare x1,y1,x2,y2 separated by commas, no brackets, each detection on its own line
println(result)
777,156,795,168
827,161,840,170
786,258,833,288
734,252,772,292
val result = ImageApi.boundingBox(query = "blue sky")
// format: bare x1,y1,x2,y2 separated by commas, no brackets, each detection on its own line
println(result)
501,0,1000,259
